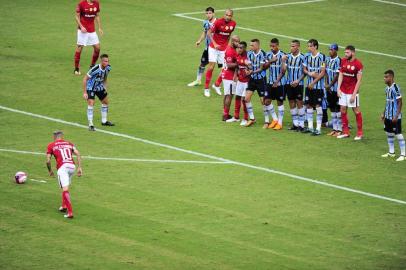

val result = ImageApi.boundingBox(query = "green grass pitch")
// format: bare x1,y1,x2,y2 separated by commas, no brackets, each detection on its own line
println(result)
0,0,405,269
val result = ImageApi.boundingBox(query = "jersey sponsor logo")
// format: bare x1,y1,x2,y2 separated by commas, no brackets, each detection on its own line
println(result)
219,31,231,36
343,72,355,77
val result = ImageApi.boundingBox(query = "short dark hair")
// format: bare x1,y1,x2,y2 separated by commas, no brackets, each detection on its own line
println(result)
53,130,63,137
206,7,214,12
384,70,395,77
291,39,300,45
271,38,279,44
100,54,109,59
239,41,247,48
308,39,319,49
345,45,355,52
251,38,260,44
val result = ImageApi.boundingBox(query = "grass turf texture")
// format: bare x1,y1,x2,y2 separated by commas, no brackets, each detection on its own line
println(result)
0,0,405,269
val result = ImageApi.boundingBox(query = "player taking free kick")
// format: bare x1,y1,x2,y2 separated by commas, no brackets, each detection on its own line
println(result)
46,131,82,219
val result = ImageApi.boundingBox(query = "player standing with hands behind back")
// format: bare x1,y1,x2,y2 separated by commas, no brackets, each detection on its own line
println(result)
381,70,404,161
74,0,103,75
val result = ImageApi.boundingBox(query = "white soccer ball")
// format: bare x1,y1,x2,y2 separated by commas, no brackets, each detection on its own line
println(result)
15,171,27,184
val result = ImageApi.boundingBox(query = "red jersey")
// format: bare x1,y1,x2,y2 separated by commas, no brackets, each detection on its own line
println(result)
222,46,238,80
47,140,76,169
209,18,237,51
76,0,100,33
339,58,363,94
237,52,250,83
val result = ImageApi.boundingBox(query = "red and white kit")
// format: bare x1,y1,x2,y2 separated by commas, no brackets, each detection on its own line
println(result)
236,52,250,97
47,139,76,188
222,45,238,95
208,18,237,64
339,58,363,107
76,0,100,46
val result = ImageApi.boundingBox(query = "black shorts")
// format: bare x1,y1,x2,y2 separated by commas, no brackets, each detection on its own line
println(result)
267,85,285,101
286,85,304,101
247,78,267,97
87,89,108,101
384,118,402,134
200,48,209,66
304,87,323,107
326,90,340,111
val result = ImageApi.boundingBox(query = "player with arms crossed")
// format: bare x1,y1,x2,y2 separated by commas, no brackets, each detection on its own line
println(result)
46,131,82,219
303,39,326,136
337,45,364,140
222,35,240,121
83,54,114,131
204,9,236,97
325,43,342,136
188,7,216,87
381,70,405,161
286,40,306,131
74,0,103,75
244,39,268,127
227,41,250,125
264,38,286,130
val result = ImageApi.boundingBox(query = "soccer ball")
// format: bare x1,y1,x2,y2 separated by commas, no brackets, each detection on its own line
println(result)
15,171,27,184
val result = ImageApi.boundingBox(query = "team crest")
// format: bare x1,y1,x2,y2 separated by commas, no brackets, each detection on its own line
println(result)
225,26,229,30
351,66,355,70
347,65,351,69
230,26,234,30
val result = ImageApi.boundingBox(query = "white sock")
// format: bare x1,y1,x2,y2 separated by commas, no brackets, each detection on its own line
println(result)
336,112,342,131
387,132,395,154
290,107,298,127
267,104,277,121
316,107,323,132
396,133,405,156
197,66,205,81
87,105,94,126
263,105,270,123
246,102,255,120
306,108,314,130
101,104,108,124
278,105,284,126
331,112,337,131
298,107,305,128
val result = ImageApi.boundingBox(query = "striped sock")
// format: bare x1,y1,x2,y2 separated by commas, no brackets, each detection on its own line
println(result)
298,107,305,128
336,112,342,131
263,105,269,123
246,102,255,120
291,108,298,127
278,105,284,126
101,104,108,124
331,112,337,131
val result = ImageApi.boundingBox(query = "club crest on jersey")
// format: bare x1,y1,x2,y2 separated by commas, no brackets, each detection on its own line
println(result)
230,26,234,30
347,65,351,69
351,66,355,70
225,26,229,30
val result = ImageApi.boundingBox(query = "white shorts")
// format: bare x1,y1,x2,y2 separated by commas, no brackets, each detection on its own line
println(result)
57,163,76,188
223,79,236,95
339,93,360,108
236,81,248,97
77,30,99,46
208,46,225,65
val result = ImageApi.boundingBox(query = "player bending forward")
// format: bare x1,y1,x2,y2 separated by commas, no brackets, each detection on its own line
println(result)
381,70,405,161
83,54,114,131
46,131,82,218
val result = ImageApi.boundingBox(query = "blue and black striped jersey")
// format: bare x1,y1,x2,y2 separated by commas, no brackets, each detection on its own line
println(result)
325,56,341,91
266,50,287,85
86,64,111,92
203,18,216,48
303,52,326,89
286,52,305,86
247,49,267,80
385,83,402,120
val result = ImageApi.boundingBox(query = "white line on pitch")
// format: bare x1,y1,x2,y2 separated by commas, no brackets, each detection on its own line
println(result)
1,105,405,205
0,148,230,165
29,179,47,183
372,0,406,7
173,14,406,61
174,0,327,15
